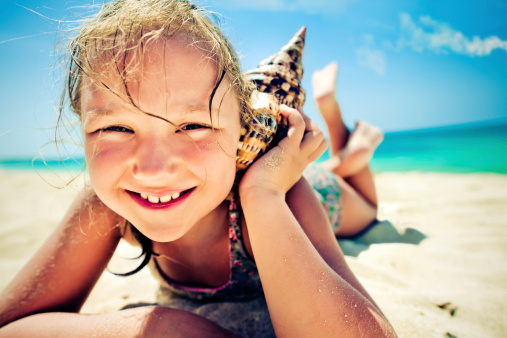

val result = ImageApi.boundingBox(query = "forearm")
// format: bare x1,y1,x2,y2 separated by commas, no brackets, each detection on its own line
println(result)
241,188,394,337
0,306,238,338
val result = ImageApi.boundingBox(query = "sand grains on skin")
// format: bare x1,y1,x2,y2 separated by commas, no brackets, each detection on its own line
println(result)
1,170,507,337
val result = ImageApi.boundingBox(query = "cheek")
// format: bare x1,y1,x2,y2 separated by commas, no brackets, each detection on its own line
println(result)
84,136,134,188
193,134,237,180
191,128,238,157
85,132,138,161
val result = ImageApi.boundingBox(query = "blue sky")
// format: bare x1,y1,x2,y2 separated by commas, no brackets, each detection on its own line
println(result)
1,0,506,159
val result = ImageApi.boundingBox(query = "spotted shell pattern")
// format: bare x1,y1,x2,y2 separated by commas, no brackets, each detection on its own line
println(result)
237,26,307,171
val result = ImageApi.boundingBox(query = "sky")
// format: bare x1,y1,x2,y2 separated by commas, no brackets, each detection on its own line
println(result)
0,0,506,159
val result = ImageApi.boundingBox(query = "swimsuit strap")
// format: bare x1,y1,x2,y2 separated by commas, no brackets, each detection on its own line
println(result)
228,196,262,290
229,198,257,274
149,195,263,301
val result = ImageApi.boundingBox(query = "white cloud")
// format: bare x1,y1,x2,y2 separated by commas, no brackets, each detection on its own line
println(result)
208,0,358,14
398,13,507,56
356,35,386,76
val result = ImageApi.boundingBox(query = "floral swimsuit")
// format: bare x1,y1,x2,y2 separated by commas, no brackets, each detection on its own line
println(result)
149,163,342,301
150,197,263,301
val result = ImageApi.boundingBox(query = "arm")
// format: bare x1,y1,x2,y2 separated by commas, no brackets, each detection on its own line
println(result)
0,306,239,337
239,106,396,337
286,177,383,313
0,186,122,328
0,186,240,337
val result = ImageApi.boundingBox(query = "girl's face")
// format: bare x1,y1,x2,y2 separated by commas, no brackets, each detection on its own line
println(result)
81,36,241,242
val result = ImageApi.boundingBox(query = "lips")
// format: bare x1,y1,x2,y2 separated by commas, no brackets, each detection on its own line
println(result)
127,188,194,209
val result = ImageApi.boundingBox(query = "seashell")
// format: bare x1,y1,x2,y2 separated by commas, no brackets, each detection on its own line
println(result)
245,26,306,110
236,26,307,172
236,91,281,171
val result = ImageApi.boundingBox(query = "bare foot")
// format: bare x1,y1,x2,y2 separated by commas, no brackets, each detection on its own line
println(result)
312,62,339,110
344,121,383,156
336,121,384,177
323,121,384,177
313,63,383,176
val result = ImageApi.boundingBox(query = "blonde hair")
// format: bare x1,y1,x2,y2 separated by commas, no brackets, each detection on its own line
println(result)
59,0,259,274
61,0,255,127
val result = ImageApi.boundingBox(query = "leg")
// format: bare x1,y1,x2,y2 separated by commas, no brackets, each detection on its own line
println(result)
333,121,383,178
334,175,377,237
312,63,381,236
312,62,349,156
312,63,383,179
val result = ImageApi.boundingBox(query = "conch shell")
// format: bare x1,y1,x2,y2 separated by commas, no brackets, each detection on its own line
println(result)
245,26,306,109
236,26,307,171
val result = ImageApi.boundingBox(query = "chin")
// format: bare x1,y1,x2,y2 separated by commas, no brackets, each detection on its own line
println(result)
120,213,180,240
138,225,187,243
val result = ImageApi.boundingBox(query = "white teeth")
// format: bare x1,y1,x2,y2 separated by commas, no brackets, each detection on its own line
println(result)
148,195,160,203
159,195,172,203
139,191,182,204
139,192,182,204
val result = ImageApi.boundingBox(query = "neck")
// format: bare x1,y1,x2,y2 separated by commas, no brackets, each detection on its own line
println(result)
153,199,230,253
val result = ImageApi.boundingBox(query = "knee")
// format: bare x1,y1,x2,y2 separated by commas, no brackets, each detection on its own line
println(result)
338,194,377,237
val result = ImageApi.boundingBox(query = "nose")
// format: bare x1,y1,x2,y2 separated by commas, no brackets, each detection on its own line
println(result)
132,134,183,181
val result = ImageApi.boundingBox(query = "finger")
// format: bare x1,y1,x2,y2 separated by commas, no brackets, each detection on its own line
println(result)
300,113,324,144
279,105,305,143
301,128,326,155
300,110,312,132
307,137,328,162
305,119,321,133
298,109,320,133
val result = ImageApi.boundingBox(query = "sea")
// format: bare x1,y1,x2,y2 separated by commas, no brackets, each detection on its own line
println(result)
1,119,506,174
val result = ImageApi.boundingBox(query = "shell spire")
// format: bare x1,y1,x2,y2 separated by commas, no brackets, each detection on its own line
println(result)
245,26,307,109
235,27,307,174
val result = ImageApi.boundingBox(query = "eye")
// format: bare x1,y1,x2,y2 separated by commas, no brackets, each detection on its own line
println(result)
99,126,134,133
180,123,210,131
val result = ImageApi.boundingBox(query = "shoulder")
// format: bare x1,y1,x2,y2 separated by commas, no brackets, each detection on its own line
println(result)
0,184,123,326
63,183,124,239
77,185,138,245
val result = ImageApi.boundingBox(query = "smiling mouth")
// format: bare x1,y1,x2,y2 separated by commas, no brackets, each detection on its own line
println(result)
127,188,195,207
140,191,181,204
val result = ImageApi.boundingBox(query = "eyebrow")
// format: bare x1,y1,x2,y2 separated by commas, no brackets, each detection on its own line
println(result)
83,108,116,120
83,104,218,122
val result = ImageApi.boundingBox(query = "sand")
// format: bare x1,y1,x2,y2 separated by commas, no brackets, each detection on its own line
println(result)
1,169,506,337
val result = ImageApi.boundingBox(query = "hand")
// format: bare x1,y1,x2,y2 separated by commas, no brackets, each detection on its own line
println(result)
239,105,327,197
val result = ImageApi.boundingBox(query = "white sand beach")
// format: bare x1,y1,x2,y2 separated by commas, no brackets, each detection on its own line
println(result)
1,169,506,337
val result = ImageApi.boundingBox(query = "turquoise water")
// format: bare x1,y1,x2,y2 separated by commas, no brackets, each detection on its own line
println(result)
1,119,506,173
0,157,86,172
372,119,507,173
318,119,507,174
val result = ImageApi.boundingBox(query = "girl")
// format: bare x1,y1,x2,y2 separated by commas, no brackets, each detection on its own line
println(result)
0,0,395,336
